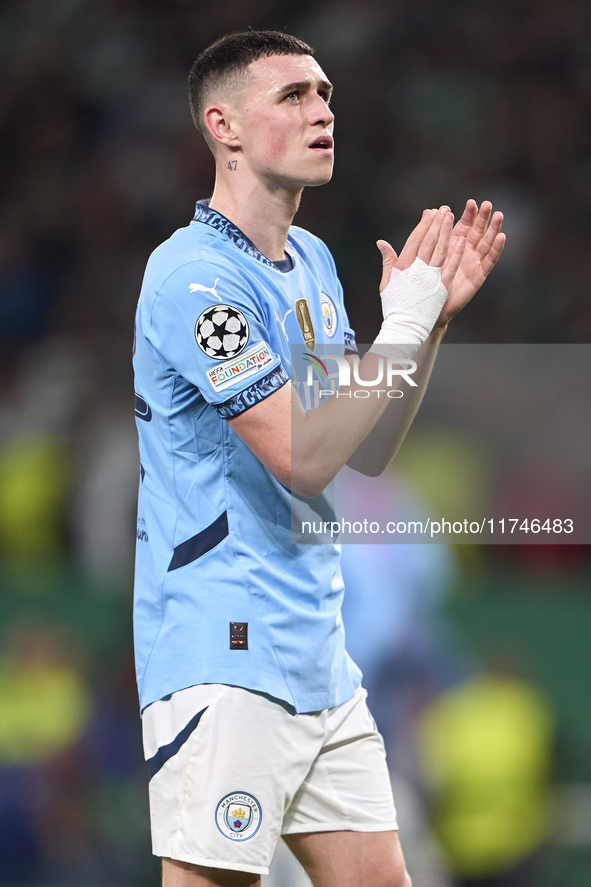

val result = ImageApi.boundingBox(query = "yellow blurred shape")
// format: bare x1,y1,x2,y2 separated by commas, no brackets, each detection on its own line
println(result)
0,658,91,765
419,673,554,877
393,428,490,522
0,434,67,564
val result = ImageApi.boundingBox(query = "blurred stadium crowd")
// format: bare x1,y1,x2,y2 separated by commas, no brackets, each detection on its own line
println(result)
0,0,591,885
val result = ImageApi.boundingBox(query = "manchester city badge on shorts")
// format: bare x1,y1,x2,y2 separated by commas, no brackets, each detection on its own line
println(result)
319,292,337,337
215,792,263,841
215,791,262,841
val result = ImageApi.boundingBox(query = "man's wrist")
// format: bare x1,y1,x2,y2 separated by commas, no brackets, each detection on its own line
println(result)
426,322,448,344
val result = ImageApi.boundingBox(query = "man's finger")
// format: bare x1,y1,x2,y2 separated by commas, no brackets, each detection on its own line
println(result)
466,200,493,245
477,211,504,257
441,235,466,291
425,211,454,268
376,239,398,292
481,232,506,276
451,199,478,238
397,208,439,267
416,209,451,265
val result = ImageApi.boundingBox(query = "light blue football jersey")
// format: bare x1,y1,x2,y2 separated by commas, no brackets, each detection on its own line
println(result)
133,200,362,713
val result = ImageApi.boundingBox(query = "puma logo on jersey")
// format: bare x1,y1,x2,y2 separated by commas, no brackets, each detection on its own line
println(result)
275,307,293,343
190,278,221,301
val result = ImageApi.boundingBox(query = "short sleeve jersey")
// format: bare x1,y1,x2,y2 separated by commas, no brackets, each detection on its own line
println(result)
133,200,362,713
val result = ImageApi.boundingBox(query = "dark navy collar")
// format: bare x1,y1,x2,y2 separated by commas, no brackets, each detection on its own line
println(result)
193,199,294,273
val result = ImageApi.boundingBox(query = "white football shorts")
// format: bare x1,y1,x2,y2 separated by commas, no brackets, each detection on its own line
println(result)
142,683,398,875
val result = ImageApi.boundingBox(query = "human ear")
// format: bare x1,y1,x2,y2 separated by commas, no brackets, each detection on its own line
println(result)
203,104,240,148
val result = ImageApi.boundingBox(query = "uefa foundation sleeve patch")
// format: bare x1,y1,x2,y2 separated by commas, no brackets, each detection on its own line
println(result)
206,343,273,392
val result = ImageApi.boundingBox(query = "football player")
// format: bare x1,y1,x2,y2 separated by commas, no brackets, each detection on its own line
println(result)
133,30,504,887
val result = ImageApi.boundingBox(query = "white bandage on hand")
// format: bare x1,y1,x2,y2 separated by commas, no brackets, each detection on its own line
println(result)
370,257,449,360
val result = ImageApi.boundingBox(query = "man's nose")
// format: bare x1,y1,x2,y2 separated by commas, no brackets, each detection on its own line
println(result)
310,93,334,127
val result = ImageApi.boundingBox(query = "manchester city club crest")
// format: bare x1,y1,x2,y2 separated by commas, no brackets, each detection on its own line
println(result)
215,791,262,841
319,292,337,337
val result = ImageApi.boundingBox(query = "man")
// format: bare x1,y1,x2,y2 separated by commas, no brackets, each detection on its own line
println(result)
133,30,504,887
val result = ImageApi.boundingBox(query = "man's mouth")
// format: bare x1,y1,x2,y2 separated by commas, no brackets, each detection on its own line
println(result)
309,135,334,152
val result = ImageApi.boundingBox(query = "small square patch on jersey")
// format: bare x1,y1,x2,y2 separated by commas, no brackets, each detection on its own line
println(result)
230,622,248,650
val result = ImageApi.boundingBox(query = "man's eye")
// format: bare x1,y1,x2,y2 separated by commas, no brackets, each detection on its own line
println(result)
285,92,299,101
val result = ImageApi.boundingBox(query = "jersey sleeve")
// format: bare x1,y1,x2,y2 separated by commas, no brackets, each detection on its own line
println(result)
335,278,358,354
144,260,288,418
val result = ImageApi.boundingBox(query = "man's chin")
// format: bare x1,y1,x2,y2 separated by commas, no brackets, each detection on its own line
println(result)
298,167,334,188
271,163,334,192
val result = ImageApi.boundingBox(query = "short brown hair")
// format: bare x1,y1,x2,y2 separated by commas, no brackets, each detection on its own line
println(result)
188,30,314,136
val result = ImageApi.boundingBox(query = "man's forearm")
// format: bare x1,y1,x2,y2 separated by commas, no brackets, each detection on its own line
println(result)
230,345,410,499
291,327,446,495
345,324,446,476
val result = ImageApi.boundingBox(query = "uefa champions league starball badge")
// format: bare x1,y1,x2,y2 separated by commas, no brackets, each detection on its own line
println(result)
195,305,249,359
215,792,262,841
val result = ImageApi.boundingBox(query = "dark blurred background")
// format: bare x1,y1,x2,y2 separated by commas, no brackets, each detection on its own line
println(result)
0,0,590,885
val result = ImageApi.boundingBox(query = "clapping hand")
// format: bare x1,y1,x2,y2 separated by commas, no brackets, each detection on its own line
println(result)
376,200,505,327
437,199,505,325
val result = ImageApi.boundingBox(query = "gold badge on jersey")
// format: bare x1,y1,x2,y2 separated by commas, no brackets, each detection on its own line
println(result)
295,298,315,350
